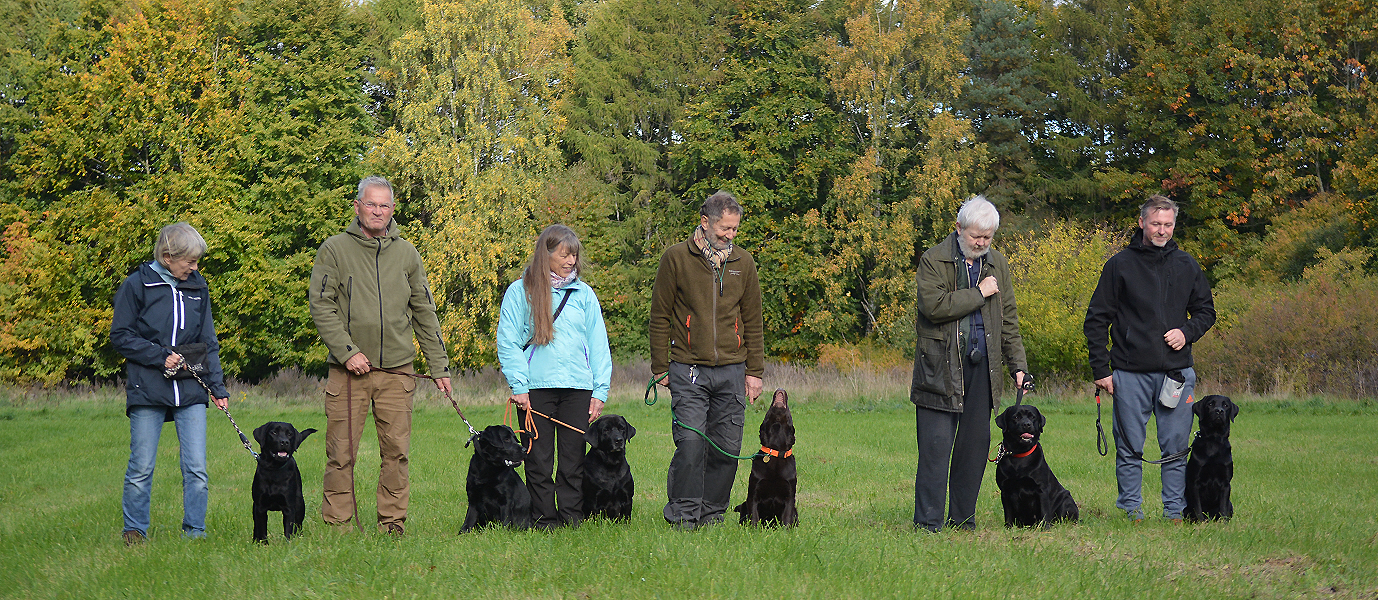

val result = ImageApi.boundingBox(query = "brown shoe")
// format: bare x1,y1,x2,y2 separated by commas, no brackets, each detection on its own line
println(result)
382,523,404,537
1170,518,1184,524
122,530,146,546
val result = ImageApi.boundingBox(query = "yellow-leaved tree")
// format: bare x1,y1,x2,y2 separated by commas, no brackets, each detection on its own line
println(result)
375,0,572,369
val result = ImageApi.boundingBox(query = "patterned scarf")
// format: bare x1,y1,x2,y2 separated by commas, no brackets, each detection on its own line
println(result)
550,269,578,289
693,226,733,270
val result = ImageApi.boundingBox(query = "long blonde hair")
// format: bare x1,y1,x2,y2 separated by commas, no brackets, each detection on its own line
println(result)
523,225,586,346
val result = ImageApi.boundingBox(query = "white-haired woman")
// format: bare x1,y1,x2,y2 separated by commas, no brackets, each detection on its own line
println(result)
496,224,612,529
111,222,229,544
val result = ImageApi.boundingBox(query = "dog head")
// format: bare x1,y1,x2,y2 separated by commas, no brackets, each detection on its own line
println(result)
253,421,316,462
585,414,636,455
1193,395,1238,434
469,425,525,468
994,404,1045,453
759,388,795,452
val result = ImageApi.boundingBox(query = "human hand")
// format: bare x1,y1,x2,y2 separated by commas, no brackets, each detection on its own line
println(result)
344,353,371,375
978,276,999,298
212,396,228,410
589,398,605,423
654,373,669,387
1093,376,1114,395
164,353,182,370
745,375,763,404
1164,328,1186,351
509,392,531,411
434,377,452,396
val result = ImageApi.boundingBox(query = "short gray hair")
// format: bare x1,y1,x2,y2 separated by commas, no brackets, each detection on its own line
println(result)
1139,195,1179,221
153,222,207,263
956,195,1000,232
357,176,394,203
701,191,743,222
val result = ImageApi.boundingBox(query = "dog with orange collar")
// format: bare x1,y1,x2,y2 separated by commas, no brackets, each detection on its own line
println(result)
734,388,798,526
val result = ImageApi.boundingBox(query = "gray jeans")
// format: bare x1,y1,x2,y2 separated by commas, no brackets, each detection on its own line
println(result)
1111,368,1196,519
663,361,746,525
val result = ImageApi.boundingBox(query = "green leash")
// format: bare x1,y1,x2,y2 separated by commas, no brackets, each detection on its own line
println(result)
645,374,764,461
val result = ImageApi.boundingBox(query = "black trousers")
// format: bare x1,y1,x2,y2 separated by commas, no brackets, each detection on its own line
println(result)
913,355,992,531
522,388,590,527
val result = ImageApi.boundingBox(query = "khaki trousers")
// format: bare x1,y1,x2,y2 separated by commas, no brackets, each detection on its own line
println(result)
322,365,416,530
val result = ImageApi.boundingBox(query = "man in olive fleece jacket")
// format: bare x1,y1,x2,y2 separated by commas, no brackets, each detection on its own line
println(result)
649,191,764,529
309,176,451,534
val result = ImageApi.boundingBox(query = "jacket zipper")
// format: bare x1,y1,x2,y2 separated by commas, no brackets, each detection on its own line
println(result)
172,287,183,407
375,243,384,368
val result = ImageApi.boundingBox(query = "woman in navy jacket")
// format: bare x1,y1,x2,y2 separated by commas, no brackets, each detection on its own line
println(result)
110,222,229,544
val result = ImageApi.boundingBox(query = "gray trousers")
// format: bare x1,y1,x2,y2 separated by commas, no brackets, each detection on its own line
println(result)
913,355,991,532
663,361,746,525
1111,368,1196,519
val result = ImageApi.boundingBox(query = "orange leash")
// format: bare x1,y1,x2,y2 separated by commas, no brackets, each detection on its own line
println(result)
503,401,539,454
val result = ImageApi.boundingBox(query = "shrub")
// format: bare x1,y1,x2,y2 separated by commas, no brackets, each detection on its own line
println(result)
1196,248,1378,398
1003,221,1126,378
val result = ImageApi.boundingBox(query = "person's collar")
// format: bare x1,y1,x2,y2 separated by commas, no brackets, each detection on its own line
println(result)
149,260,179,285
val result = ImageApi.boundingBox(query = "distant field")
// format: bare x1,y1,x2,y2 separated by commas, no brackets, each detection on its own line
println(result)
1,388,1375,599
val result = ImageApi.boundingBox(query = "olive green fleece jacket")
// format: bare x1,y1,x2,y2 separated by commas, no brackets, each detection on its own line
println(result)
309,218,450,376
648,234,764,378
910,231,1028,413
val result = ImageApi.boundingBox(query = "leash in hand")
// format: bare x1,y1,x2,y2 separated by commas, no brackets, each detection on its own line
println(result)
644,374,763,462
1093,388,1190,464
372,367,479,438
168,355,258,459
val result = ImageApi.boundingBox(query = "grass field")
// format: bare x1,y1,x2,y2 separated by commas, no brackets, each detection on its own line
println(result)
1,382,1376,599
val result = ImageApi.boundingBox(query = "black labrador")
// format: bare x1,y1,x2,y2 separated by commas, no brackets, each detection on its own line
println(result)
460,425,532,532
734,389,798,527
251,421,316,543
1185,394,1239,522
582,414,636,521
994,404,1079,528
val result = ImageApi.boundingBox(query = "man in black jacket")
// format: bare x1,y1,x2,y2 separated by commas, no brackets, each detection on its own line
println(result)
1084,195,1216,522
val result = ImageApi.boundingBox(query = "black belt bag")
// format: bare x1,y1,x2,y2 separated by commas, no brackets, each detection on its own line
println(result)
163,342,209,380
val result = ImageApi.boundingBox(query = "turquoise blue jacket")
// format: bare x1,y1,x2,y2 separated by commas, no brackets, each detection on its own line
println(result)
496,278,612,401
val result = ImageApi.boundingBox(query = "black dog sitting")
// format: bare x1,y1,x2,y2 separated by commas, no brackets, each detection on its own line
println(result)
460,425,532,533
734,388,798,527
252,421,316,543
582,414,636,521
994,404,1079,528
1185,394,1239,522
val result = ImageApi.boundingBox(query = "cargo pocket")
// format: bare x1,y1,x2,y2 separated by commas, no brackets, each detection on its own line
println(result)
913,333,952,396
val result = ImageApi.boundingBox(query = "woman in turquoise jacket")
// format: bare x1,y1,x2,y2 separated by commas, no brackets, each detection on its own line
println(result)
497,224,613,528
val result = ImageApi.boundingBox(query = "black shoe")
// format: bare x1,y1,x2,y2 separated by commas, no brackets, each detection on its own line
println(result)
122,530,146,546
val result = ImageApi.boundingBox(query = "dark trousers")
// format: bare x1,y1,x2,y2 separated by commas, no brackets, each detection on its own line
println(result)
663,361,746,525
914,355,992,531
522,388,590,527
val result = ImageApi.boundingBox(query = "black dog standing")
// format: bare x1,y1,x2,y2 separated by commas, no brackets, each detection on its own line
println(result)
734,389,798,527
1185,394,1238,522
252,422,316,543
993,403,1079,528
582,415,637,521
461,425,533,532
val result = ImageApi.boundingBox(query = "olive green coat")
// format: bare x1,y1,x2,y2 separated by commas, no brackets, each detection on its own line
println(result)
910,232,1028,412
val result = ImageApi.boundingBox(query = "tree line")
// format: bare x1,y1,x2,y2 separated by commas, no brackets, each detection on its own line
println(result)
1,0,1374,385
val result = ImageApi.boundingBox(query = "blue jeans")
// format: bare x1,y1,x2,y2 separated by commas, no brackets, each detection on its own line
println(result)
1111,369,1196,519
123,404,209,538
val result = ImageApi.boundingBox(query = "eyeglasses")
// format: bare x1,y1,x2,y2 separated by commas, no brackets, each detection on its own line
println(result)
359,202,394,212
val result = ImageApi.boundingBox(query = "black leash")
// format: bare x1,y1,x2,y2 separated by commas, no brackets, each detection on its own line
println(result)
1095,388,1190,464
171,355,257,459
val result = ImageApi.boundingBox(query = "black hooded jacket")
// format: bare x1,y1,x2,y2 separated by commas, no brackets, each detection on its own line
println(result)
1084,229,1216,380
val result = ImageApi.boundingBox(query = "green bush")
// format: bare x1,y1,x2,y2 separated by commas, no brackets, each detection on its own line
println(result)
1003,221,1126,378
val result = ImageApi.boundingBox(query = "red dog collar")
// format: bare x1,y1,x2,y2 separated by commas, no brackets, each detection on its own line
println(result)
1011,444,1038,458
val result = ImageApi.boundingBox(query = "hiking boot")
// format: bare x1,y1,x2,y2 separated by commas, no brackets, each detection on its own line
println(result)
382,523,405,537
122,530,146,546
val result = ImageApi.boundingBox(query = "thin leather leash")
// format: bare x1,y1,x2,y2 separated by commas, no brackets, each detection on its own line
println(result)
371,366,479,438
1096,388,1192,464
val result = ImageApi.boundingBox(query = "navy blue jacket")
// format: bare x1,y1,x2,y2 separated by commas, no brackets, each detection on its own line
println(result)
1084,229,1216,380
111,262,229,414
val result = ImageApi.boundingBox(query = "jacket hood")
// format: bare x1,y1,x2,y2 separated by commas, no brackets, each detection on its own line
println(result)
345,217,401,244
1128,228,1179,255
137,261,208,291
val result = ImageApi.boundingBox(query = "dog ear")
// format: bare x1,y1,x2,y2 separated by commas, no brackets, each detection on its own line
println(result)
1193,399,1206,417
994,409,1008,429
295,428,317,450
624,419,636,439
1035,409,1046,430
1227,398,1239,422
584,422,600,447
253,423,268,445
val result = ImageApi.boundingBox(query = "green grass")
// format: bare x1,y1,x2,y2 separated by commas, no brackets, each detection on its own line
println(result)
1,393,1376,599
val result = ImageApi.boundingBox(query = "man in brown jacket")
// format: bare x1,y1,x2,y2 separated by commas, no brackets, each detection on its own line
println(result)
649,191,765,530
309,176,452,535
910,195,1028,532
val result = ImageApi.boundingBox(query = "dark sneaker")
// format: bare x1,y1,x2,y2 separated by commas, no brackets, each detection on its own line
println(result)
383,523,405,537
122,530,146,546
